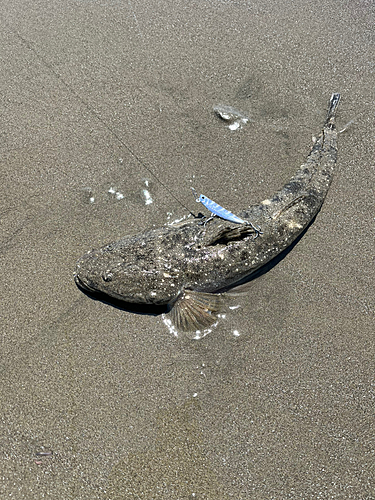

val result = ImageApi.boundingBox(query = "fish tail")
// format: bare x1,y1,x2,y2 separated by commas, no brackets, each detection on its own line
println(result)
325,93,340,127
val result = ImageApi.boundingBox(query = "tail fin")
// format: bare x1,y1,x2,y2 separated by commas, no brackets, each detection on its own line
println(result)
326,93,341,127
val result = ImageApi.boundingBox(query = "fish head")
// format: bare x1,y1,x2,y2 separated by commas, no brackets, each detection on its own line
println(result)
74,240,181,305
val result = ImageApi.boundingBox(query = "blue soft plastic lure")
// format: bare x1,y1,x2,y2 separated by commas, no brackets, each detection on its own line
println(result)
191,187,262,235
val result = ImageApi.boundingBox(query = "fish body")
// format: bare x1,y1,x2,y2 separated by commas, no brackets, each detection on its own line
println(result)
75,93,340,331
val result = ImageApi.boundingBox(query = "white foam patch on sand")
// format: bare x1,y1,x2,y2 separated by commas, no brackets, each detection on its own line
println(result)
229,121,241,131
108,187,124,200
143,189,153,205
142,180,153,205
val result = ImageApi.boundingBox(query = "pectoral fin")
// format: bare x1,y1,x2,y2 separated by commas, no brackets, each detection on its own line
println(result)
168,290,223,332
203,223,258,246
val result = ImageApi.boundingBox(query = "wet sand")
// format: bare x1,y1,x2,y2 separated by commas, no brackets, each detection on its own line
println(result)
1,0,374,498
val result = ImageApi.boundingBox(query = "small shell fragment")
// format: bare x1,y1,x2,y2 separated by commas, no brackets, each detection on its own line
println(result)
213,105,251,130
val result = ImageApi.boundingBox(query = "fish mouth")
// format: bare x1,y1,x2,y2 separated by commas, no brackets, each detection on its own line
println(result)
74,272,98,293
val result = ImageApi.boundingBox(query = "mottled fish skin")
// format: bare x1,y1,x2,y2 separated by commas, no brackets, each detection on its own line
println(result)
75,94,340,330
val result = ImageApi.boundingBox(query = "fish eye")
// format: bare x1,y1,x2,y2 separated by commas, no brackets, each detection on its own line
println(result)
102,271,113,282
103,244,114,252
200,195,206,201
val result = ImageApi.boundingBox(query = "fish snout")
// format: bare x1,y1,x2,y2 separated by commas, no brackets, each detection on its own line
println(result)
74,250,102,292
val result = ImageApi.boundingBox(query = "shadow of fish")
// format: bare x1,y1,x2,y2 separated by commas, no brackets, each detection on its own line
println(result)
74,93,340,332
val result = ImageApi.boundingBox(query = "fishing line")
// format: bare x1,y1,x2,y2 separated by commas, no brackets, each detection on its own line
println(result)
11,28,195,216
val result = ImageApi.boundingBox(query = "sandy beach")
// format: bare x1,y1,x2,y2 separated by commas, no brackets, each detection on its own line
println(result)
1,0,374,498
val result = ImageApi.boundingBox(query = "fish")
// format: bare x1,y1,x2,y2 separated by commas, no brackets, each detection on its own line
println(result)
74,93,340,332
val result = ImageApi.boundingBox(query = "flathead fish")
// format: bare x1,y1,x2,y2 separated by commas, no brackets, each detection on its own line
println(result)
74,93,340,331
